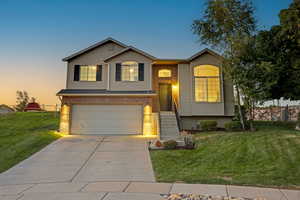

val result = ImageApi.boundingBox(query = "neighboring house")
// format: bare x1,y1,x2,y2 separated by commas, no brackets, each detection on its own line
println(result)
0,105,14,115
57,37,234,137
24,102,42,112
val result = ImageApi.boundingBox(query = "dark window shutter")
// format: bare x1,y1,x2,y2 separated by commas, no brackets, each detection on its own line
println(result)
116,63,121,81
138,63,144,81
74,65,80,81
96,65,102,81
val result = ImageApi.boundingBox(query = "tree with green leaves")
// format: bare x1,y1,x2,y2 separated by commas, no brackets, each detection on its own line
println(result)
15,91,30,112
192,0,257,130
237,0,300,101
271,0,300,100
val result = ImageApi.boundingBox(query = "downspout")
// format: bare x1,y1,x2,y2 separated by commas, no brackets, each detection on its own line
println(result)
107,63,110,90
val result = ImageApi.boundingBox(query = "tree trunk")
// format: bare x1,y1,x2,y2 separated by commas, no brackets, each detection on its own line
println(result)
248,99,255,131
236,86,246,130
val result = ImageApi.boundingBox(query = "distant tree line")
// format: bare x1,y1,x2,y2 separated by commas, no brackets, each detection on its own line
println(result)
15,90,37,112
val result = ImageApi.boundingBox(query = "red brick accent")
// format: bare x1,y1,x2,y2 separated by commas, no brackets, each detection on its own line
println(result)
152,64,178,112
62,96,153,107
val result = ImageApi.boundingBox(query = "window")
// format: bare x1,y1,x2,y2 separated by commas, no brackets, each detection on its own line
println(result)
80,65,97,81
194,65,221,102
121,61,139,81
158,69,172,78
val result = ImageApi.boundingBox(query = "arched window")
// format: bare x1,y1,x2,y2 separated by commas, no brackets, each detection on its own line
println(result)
194,65,221,102
158,69,172,78
121,61,138,81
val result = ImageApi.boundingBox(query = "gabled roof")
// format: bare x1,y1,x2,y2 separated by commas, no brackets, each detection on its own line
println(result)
103,46,157,62
62,37,128,62
188,48,223,61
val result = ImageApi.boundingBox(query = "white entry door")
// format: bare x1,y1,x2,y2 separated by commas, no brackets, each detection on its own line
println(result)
71,105,142,135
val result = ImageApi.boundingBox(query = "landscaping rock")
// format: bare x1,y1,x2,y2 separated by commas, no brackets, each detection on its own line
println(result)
162,194,257,200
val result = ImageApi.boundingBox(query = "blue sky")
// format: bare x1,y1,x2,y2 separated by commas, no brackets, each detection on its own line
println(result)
0,0,293,105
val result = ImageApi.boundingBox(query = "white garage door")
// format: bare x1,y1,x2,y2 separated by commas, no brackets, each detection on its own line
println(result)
71,105,142,135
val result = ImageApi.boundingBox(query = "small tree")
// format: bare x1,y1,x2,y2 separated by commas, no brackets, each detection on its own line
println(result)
15,91,30,112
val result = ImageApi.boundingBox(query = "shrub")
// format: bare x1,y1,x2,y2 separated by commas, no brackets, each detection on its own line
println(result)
198,120,217,131
163,140,177,149
253,121,297,130
224,121,242,131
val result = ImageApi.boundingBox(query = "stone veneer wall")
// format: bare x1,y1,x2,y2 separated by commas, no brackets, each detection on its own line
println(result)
251,106,300,121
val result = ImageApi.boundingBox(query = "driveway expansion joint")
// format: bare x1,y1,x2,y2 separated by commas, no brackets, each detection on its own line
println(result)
100,192,109,200
70,136,105,182
122,181,132,192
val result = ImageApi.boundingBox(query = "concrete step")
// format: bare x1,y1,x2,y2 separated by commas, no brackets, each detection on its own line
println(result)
159,111,180,140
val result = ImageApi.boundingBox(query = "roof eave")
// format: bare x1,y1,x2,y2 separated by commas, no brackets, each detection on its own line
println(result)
103,46,157,62
188,48,223,61
57,93,157,97
62,37,128,62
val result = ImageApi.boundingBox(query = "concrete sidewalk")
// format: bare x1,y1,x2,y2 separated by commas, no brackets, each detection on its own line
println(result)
0,181,298,200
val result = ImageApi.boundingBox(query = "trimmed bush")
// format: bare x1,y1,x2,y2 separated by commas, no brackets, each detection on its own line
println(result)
163,140,177,149
253,121,297,130
198,120,217,131
224,121,242,131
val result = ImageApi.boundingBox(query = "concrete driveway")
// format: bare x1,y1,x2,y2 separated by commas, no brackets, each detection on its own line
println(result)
1,136,298,200
0,135,155,185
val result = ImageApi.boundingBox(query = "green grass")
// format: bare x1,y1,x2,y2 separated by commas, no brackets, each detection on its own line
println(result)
0,112,61,173
150,122,300,188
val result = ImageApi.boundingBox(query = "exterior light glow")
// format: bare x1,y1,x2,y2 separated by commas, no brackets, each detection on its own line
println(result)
59,104,70,134
172,85,178,89
143,105,154,136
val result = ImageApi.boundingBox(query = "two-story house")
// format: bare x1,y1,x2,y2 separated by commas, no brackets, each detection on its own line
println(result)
57,37,234,138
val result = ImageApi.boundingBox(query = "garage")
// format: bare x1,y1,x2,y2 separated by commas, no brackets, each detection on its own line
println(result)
71,105,143,135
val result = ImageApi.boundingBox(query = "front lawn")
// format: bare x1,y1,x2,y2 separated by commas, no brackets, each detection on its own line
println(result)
150,122,300,188
0,112,61,173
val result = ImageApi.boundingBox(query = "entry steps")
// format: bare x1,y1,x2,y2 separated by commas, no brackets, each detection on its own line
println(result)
159,111,181,140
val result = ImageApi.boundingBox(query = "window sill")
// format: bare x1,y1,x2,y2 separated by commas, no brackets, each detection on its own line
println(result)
75,81,102,82
194,101,223,104
118,80,142,82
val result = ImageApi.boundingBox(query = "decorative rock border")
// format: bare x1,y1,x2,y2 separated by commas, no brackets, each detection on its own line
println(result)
162,194,258,200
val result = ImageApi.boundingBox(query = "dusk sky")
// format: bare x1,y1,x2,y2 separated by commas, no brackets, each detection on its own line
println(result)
0,0,293,106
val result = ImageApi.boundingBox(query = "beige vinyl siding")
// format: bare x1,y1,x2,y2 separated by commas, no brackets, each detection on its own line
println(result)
66,42,125,89
178,53,234,116
108,50,152,91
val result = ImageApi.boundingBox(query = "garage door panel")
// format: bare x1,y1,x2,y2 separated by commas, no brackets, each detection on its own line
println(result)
71,105,142,135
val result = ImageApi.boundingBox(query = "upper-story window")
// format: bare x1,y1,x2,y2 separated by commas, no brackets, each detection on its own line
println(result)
116,61,144,82
158,69,172,78
80,65,97,81
121,61,139,81
74,65,102,82
194,65,221,102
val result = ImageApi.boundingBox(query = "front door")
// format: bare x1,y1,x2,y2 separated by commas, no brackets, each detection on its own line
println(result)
159,83,172,111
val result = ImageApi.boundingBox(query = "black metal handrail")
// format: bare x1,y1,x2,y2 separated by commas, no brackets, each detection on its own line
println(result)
172,97,182,131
